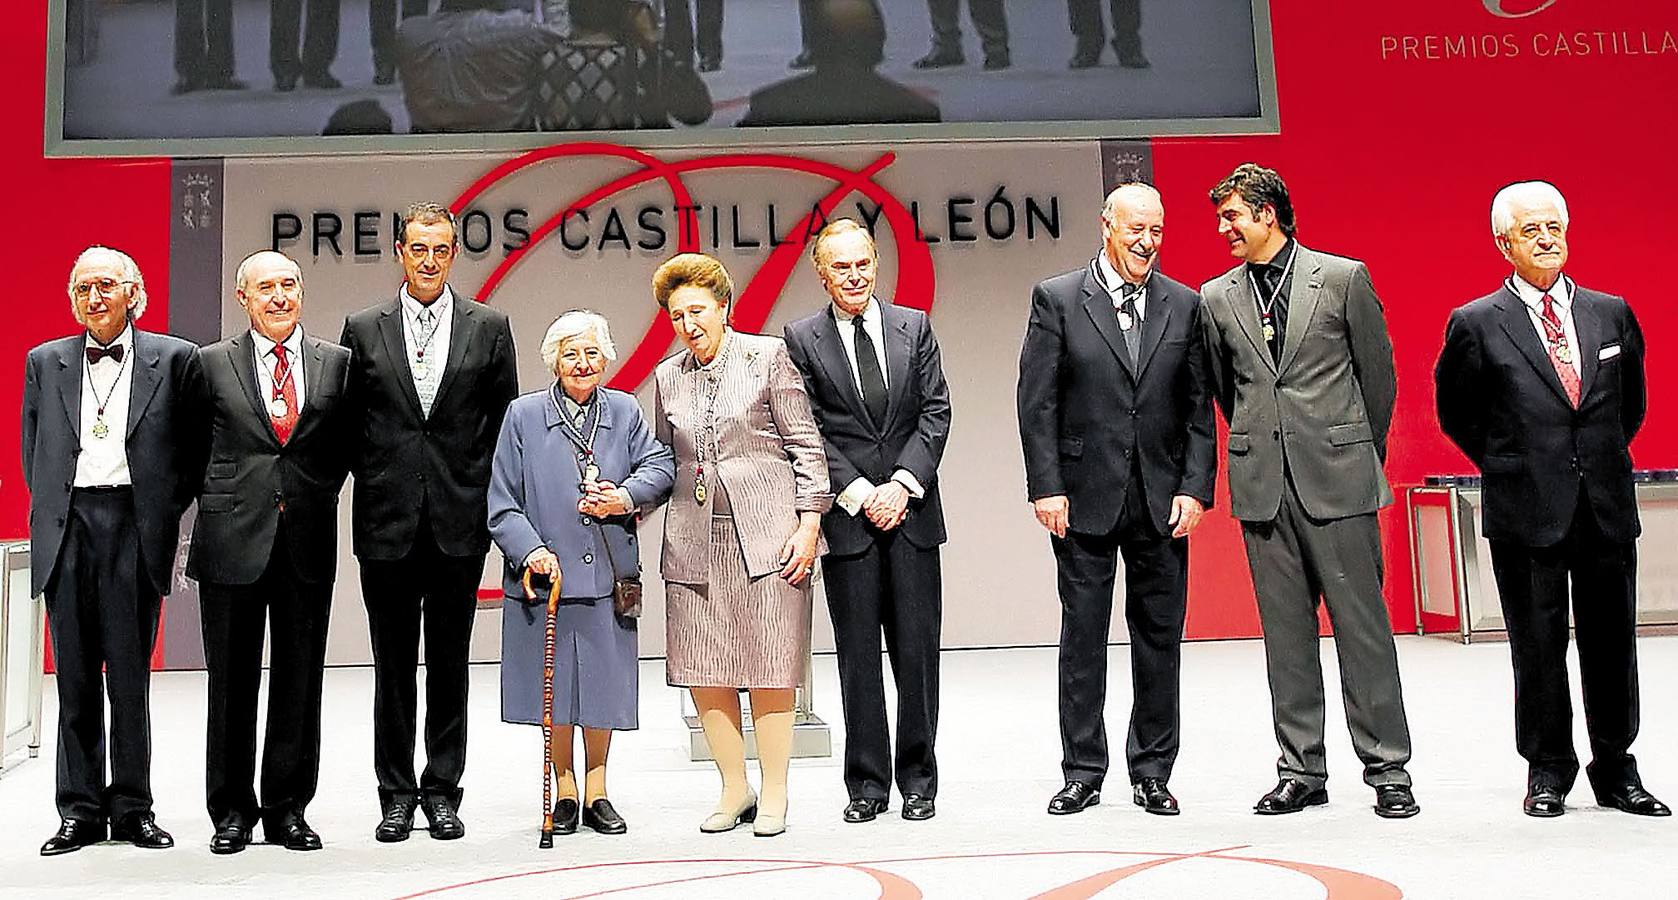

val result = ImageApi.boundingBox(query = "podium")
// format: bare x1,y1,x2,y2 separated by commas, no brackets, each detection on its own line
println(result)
0,542,46,776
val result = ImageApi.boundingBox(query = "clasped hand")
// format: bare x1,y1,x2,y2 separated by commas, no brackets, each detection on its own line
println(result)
577,479,631,518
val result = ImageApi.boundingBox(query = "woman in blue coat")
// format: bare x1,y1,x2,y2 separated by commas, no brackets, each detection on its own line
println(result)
488,310,674,836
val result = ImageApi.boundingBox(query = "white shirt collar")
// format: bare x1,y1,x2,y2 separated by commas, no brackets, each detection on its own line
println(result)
1095,252,1148,298
85,323,134,356
400,283,455,319
1510,272,1572,313
250,326,304,359
832,296,880,326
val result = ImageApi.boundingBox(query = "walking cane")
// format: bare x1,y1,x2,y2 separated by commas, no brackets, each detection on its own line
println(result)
525,567,562,849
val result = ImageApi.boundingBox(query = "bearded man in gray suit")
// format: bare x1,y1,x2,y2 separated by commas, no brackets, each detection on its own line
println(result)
1199,163,1418,819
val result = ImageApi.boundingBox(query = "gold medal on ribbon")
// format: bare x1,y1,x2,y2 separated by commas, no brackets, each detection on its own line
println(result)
694,480,708,504
1262,323,1275,342
583,462,600,483
92,419,109,439
1556,344,1573,364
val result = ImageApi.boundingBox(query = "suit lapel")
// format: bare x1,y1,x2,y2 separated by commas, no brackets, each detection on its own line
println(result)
1494,291,1571,406
432,295,476,413
377,299,425,420
1572,289,1601,402
813,309,874,430
227,332,271,428
882,302,914,428
126,331,165,440
1132,274,1173,380
56,341,82,441
1080,270,1135,380
287,335,330,444
1276,248,1323,374
1224,270,1275,376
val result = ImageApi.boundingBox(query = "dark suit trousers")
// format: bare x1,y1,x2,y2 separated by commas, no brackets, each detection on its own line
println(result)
695,0,723,63
44,488,161,823
174,0,235,82
928,0,1009,56
1052,467,1186,787
1240,477,1412,789
824,530,942,800
370,0,429,71
200,522,333,830
271,0,340,80
1068,0,1141,52
1489,482,1640,792
359,516,483,807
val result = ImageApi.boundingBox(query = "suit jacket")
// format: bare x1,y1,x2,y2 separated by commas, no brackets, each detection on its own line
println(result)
487,387,674,600
784,299,951,557
338,291,520,560
1435,282,1645,546
185,331,353,586
1017,267,1217,536
1201,246,1397,523
20,329,205,597
654,331,833,582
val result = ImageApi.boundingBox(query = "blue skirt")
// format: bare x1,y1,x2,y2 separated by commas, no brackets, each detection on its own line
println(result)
500,593,639,730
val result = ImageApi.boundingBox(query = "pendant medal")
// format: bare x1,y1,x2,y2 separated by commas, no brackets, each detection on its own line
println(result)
694,481,708,504
1556,344,1573,364
1262,323,1275,342
268,397,289,417
1116,310,1134,331
583,462,600,483
414,360,429,380
91,419,109,439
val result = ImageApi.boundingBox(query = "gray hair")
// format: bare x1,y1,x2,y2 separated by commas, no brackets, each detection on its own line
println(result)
234,250,304,294
540,309,617,375
1491,181,1569,237
67,245,148,322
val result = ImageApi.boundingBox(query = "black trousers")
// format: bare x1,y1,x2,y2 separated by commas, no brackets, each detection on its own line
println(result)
200,521,333,830
927,0,1009,56
1068,0,1142,52
695,0,723,63
359,517,484,808
174,0,235,82
44,488,161,823
1051,468,1186,787
271,0,340,80
369,0,429,72
824,530,942,801
1489,482,1641,792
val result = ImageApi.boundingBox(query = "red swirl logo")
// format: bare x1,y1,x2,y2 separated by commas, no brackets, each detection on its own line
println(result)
1482,0,1561,17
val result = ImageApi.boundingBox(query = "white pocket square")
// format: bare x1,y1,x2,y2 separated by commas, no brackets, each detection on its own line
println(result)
1599,344,1621,361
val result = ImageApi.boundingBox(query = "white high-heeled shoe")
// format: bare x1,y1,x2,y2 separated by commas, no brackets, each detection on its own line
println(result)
751,810,786,837
699,792,758,833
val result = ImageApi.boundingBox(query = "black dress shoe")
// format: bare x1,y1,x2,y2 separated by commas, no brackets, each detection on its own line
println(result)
210,823,251,855
1524,780,1566,817
913,48,965,69
1116,45,1152,69
375,799,418,843
1595,782,1672,817
265,816,323,851
843,797,888,823
374,63,396,85
1048,781,1101,815
697,56,721,73
1068,45,1103,69
275,73,299,92
111,812,174,849
582,798,627,834
983,51,1011,71
421,795,466,840
1132,778,1180,816
40,819,105,856
551,798,580,835
788,51,815,70
304,71,342,90
901,794,936,821
1254,778,1328,815
204,76,249,91
1373,785,1420,819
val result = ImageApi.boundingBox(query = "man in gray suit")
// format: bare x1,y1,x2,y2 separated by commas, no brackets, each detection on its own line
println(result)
1199,163,1418,819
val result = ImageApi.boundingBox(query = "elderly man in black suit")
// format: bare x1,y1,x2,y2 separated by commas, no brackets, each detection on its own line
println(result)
1436,181,1667,819
784,219,952,824
22,246,204,855
188,251,354,854
339,202,519,843
1016,184,1216,818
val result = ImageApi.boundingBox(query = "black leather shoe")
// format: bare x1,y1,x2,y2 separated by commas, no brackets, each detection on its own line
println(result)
551,798,580,835
1525,780,1566,817
375,799,418,843
374,63,396,85
111,812,174,849
205,76,249,91
901,794,936,821
210,822,251,855
40,819,105,856
1132,778,1180,816
1595,782,1672,817
1116,45,1152,69
303,70,342,90
1254,778,1328,815
913,48,965,69
1048,781,1101,815
275,73,299,92
697,56,721,73
582,799,627,834
265,816,322,851
983,51,1011,71
843,797,888,823
788,51,815,70
1068,45,1103,69
1373,785,1420,819
421,795,466,840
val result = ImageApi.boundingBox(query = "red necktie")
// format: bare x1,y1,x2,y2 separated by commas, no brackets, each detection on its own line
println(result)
1538,295,1581,408
271,344,299,443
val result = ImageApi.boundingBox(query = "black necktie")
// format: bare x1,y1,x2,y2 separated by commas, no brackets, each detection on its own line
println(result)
852,316,888,427
86,343,125,365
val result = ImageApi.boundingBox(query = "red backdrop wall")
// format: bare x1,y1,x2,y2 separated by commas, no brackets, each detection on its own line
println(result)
4,1,1674,641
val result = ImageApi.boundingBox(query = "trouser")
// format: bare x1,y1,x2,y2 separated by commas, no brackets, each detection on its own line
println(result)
824,531,943,801
369,0,429,72
45,487,161,823
173,0,235,82
696,0,723,62
927,0,1009,56
1068,0,1142,52
271,0,340,80
1241,478,1412,789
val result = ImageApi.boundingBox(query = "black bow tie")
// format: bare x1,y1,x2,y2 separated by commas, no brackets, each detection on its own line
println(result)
1118,281,1143,300
86,344,125,365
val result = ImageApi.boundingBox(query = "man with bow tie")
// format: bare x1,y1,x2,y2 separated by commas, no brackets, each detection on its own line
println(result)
1436,181,1666,819
187,250,355,854
1016,183,1216,818
22,246,204,855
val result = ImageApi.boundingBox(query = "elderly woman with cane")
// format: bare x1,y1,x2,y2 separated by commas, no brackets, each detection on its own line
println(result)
488,310,673,842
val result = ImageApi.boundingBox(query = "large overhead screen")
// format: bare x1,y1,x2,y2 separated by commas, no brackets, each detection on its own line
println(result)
46,0,1275,157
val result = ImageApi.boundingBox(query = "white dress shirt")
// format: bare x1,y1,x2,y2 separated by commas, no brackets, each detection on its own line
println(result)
401,284,454,417
74,325,135,487
1509,273,1581,381
250,326,307,413
830,297,926,516
1095,252,1148,324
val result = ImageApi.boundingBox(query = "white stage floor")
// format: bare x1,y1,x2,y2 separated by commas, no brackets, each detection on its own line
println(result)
2,636,1676,898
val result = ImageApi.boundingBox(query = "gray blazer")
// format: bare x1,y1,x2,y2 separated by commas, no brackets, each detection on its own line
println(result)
654,331,833,582
1200,245,1397,522
487,386,674,600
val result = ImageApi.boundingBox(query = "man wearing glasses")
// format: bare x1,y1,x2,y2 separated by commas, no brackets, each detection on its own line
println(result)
22,247,205,855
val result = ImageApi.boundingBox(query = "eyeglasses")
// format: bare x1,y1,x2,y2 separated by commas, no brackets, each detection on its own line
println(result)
71,278,135,300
